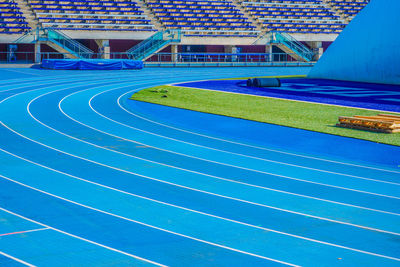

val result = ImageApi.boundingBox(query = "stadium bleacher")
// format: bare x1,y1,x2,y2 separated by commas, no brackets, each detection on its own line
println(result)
241,0,346,34
29,0,156,31
326,0,368,19
144,0,259,37
0,0,369,36
0,0,30,34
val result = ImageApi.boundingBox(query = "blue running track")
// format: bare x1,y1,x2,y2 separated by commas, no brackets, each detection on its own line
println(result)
0,66,399,266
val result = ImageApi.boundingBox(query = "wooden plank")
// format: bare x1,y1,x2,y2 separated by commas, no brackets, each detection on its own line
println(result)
353,115,400,122
377,114,400,119
336,123,394,133
338,117,393,128
337,113,400,133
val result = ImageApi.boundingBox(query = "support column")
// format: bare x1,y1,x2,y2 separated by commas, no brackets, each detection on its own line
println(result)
170,44,178,62
224,45,237,62
95,40,110,59
34,41,41,63
308,41,323,61
265,44,272,62
224,45,234,53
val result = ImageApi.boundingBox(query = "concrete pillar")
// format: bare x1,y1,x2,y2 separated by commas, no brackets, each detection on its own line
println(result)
308,41,323,61
103,45,110,60
34,42,41,63
224,45,237,54
265,45,272,62
171,44,178,62
224,45,237,62
96,40,110,59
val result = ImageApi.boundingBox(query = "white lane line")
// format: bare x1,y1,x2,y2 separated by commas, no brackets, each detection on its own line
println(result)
3,79,400,225
0,175,299,267
0,72,153,100
3,69,44,77
3,85,400,229
95,100,400,186
0,72,127,90
1,147,399,260
0,68,179,86
57,90,400,205
0,227,49,237
87,88,400,188
2,121,399,237
0,68,190,92
117,90,400,175
0,207,166,267
0,251,35,267
0,77,91,94
34,88,395,211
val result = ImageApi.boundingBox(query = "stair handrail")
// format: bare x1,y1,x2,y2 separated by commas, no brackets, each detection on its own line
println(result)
44,29,93,58
127,29,181,60
252,33,271,45
279,32,310,54
127,31,163,56
13,29,37,44
272,31,314,61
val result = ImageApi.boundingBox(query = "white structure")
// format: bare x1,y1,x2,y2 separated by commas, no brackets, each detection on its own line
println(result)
308,0,400,85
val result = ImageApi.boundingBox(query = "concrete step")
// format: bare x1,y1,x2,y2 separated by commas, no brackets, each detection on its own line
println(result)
230,0,264,33
321,0,348,21
134,0,164,30
14,0,40,29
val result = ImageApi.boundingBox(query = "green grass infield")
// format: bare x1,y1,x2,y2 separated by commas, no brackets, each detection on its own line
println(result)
130,85,400,147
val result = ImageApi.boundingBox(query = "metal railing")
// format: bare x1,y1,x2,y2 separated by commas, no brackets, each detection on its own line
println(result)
147,52,304,63
127,30,181,60
272,31,314,62
45,29,93,57
0,51,315,66
0,52,35,64
14,28,94,59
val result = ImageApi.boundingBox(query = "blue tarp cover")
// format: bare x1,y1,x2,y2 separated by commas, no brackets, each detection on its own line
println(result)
41,59,143,70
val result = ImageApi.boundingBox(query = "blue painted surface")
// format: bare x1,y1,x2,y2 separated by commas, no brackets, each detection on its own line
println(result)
126,100,400,169
0,256,25,267
0,210,148,266
177,78,400,112
308,0,400,85
0,67,399,266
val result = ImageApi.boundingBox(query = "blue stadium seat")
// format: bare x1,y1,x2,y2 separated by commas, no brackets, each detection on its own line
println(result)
0,0,30,33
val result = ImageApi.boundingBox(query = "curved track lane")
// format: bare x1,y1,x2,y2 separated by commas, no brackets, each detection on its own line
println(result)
0,67,399,266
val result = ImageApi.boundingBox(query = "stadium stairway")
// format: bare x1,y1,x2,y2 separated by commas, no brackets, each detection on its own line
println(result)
127,29,181,60
15,28,93,59
270,31,314,62
134,0,165,31
252,33,272,45
230,0,264,33
13,0,39,30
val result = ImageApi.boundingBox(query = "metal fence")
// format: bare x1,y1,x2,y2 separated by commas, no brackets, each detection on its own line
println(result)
0,51,315,67
148,52,303,63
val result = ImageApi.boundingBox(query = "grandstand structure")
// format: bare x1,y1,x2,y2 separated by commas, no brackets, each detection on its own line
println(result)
0,0,369,63
0,0,30,34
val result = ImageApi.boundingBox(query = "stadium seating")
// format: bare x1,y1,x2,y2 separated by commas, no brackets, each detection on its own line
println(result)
240,0,346,34
28,0,156,31
0,0,368,35
325,0,368,19
144,0,259,37
0,0,30,33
